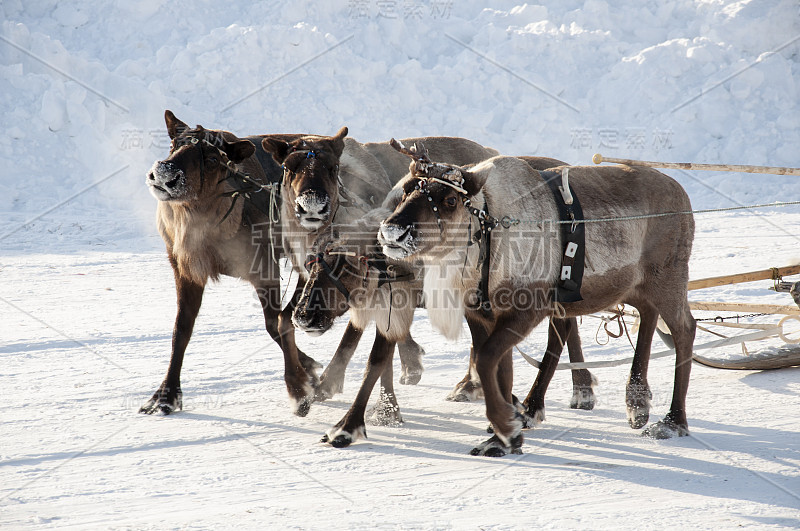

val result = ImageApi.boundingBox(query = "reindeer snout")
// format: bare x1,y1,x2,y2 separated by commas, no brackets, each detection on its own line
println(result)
147,161,186,200
378,221,416,259
295,192,330,229
292,305,329,336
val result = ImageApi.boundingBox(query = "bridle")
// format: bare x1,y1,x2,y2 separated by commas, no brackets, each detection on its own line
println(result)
170,134,281,225
408,164,503,317
304,250,414,302
304,250,414,332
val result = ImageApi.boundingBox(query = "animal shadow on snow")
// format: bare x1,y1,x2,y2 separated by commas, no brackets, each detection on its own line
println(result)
522,420,800,513
740,366,800,396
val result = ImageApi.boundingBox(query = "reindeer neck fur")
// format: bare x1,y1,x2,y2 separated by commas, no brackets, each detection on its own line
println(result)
334,207,419,342
419,157,563,338
157,186,245,285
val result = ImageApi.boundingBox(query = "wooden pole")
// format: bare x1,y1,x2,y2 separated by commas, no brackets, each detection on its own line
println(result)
592,153,800,176
688,301,800,315
687,265,800,291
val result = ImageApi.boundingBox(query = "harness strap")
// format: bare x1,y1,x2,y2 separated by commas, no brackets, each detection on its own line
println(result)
366,257,416,287
541,170,585,303
307,253,351,302
475,200,493,317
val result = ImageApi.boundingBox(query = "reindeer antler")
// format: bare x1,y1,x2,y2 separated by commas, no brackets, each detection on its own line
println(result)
389,138,432,165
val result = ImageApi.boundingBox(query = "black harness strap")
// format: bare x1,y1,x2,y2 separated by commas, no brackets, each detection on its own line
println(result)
365,257,416,287
461,199,496,318
476,201,494,317
306,253,351,302
541,170,585,303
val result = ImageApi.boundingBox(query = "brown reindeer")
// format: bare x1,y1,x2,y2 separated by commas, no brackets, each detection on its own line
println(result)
289,146,597,447
384,153,597,411
141,110,324,415
379,146,696,456
261,129,502,402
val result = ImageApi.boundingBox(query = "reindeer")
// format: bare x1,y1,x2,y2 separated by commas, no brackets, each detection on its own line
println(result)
261,129,501,402
378,144,696,456
290,143,597,448
141,111,502,417
384,151,597,410
141,111,327,415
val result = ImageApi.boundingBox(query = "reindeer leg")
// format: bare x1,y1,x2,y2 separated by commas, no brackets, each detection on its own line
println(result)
322,332,396,448
315,321,363,401
471,312,543,457
566,317,597,410
522,318,569,428
643,298,695,438
446,318,488,402
625,303,658,429
397,334,425,385
275,284,316,417
367,347,403,427
140,271,204,415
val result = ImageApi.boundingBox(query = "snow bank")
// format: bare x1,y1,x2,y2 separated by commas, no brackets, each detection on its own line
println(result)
1,0,798,250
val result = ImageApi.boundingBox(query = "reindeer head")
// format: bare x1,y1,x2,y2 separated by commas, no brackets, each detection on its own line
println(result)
262,127,348,231
146,110,255,203
378,139,489,260
292,244,361,336
293,215,414,336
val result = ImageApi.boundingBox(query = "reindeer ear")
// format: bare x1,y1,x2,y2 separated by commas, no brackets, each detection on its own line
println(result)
461,164,492,197
329,126,348,157
222,139,255,164
164,110,189,139
261,137,291,163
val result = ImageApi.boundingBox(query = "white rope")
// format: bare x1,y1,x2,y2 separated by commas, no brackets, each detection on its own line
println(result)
519,326,784,370
415,174,468,195
511,200,800,227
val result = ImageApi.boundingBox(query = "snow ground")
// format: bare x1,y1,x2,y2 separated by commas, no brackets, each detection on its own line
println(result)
2,0,800,529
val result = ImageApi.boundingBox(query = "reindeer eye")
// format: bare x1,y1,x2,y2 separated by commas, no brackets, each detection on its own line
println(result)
444,196,458,208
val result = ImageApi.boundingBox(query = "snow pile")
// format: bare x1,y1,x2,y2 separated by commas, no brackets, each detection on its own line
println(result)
1,0,799,250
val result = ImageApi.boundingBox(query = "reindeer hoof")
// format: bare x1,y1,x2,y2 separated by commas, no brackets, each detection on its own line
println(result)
642,418,689,439
570,387,596,410
521,407,545,429
399,342,425,385
399,369,423,386
366,395,403,427
446,381,483,402
293,397,312,417
571,374,598,410
626,384,652,429
139,388,182,415
314,377,344,402
322,425,366,448
470,434,523,457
